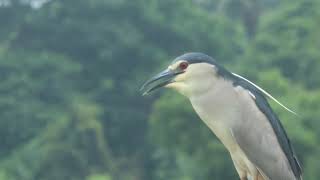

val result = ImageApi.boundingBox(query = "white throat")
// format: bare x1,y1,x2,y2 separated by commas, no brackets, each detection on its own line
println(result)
166,63,220,97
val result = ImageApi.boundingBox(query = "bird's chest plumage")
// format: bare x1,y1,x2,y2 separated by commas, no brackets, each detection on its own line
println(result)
188,81,259,177
189,81,243,150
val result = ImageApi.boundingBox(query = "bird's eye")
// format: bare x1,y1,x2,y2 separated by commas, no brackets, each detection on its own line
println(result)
179,62,188,70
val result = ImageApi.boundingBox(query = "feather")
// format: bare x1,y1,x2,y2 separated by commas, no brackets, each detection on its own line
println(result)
232,73,298,116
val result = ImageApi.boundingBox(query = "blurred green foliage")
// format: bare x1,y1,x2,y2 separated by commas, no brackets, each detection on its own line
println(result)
0,0,319,179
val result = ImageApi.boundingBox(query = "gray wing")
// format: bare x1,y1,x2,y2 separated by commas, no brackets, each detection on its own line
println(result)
232,80,302,180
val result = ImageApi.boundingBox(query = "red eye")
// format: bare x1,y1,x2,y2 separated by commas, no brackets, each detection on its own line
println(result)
179,62,188,70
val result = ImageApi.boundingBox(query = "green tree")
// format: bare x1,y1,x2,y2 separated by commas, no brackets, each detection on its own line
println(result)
0,0,319,179
4,0,244,179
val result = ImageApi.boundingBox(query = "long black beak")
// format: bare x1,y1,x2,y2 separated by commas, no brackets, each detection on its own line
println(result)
140,69,182,95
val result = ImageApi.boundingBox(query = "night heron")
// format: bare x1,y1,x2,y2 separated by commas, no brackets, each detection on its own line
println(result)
141,53,302,180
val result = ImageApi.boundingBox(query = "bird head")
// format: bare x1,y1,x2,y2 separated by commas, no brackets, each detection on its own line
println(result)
141,52,229,97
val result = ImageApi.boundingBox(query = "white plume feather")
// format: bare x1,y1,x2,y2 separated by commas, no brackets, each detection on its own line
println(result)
232,73,298,116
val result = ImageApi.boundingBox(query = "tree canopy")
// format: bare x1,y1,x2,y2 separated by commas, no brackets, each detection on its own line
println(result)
0,0,319,179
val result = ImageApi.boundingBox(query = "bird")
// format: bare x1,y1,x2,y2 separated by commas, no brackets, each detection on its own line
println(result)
141,52,302,180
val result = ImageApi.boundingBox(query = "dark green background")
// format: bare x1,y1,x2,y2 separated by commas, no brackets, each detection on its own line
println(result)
0,0,319,179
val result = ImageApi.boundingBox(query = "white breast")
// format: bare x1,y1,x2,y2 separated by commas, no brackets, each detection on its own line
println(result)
189,78,239,147
188,77,258,177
